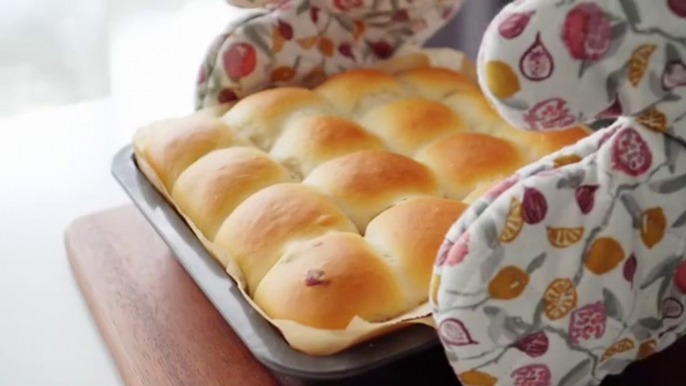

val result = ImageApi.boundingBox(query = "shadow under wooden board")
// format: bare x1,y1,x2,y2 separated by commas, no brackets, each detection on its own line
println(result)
64,205,686,386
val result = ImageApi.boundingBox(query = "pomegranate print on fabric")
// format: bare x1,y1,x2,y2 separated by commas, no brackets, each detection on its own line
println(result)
434,0,686,385
194,0,466,109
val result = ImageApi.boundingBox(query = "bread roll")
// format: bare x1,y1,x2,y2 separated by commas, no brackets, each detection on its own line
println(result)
269,114,384,178
132,53,592,347
222,87,334,150
493,124,592,162
442,89,504,133
254,232,409,330
134,116,248,191
396,67,480,100
314,68,407,116
171,147,295,240
358,98,468,157
303,150,440,231
416,132,523,200
213,183,357,294
365,197,468,307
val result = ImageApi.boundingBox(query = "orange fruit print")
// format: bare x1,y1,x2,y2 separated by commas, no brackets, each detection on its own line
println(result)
637,339,657,360
547,226,584,248
488,266,530,300
637,106,667,132
584,237,625,275
601,338,635,361
640,207,666,248
458,370,498,386
628,44,657,87
543,278,578,320
499,197,524,243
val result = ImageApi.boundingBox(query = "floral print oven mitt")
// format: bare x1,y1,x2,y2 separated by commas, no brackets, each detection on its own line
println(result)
194,0,465,109
431,1,686,385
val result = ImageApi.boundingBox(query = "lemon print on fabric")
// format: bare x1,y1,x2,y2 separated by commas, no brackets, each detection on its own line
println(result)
484,60,521,99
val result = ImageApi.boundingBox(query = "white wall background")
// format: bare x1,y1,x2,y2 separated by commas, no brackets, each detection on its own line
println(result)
0,0,507,119
0,0,241,118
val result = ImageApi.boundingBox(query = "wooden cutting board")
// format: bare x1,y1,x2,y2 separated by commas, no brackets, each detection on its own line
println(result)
65,204,686,386
65,205,278,386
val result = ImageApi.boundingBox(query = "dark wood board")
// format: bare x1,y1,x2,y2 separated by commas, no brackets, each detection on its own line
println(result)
64,204,686,386
65,205,278,386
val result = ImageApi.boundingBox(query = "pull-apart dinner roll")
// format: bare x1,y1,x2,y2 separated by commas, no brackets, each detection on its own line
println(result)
358,98,468,157
269,114,384,178
171,147,295,240
365,197,468,308
416,132,523,200
492,123,592,162
303,150,440,231
254,232,409,330
221,87,335,150
134,114,248,192
314,69,408,116
132,56,593,346
213,183,357,294
396,67,480,100
442,89,504,133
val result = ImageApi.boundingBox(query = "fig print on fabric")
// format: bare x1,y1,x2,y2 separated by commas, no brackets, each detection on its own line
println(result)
196,0,465,108
520,33,554,81
195,0,686,384
434,0,686,385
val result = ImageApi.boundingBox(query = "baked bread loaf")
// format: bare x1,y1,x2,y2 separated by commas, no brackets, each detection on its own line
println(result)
132,52,591,354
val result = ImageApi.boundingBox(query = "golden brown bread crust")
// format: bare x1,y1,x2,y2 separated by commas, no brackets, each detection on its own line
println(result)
134,115,248,192
221,87,333,150
416,132,524,200
442,89,504,133
396,67,480,100
493,124,592,162
171,147,295,240
213,183,357,294
314,68,407,115
269,114,384,177
131,54,593,350
359,98,468,157
365,197,468,307
303,150,440,231
254,232,408,330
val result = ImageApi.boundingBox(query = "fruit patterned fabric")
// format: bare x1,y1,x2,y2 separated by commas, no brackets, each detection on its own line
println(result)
194,0,464,109
432,1,686,385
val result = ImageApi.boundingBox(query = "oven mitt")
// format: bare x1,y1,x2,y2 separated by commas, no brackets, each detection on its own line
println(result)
432,1,686,385
194,0,465,109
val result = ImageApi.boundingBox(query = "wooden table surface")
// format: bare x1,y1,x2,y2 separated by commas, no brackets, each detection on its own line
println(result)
65,204,686,386
66,205,278,386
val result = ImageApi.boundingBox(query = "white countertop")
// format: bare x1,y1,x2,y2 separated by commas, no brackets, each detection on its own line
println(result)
0,97,195,386
0,1,241,383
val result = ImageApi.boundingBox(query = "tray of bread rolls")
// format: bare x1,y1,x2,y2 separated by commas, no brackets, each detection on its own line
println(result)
111,48,592,385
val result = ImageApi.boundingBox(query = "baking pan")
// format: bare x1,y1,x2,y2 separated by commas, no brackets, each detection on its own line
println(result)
111,145,460,386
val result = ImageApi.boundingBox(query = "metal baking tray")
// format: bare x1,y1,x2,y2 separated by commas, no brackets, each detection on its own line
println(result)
111,145,460,385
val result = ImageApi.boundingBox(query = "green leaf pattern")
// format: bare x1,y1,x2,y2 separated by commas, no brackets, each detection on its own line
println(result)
194,0,458,109
433,0,686,385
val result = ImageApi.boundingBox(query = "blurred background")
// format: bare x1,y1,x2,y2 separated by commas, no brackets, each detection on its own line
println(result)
0,0,509,120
